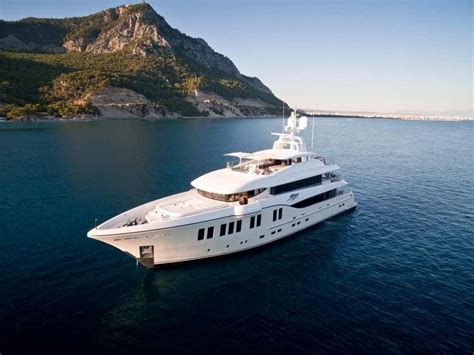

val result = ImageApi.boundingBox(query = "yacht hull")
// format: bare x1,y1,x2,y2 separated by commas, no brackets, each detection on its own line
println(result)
88,192,356,268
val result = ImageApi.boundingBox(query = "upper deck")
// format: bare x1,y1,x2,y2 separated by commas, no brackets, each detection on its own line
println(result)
191,158,339,195
192,121,339,195
227,149,318,175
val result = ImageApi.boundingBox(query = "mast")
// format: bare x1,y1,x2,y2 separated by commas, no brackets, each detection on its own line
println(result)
282,102,285,132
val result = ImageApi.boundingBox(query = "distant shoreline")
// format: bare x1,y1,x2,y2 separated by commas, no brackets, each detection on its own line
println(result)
304,113,472,122
1,114,472,123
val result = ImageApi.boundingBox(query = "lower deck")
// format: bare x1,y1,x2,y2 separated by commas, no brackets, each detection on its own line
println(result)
149,204,357,268
93,190,356,267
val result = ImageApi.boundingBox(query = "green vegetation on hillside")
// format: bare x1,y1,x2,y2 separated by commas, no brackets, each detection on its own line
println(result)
0,3,286,119
0,49,284,119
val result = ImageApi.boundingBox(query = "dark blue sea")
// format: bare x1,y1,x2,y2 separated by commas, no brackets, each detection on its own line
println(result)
0,118,473,354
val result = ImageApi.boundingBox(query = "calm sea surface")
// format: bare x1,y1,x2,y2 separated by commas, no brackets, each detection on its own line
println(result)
0,118,473,354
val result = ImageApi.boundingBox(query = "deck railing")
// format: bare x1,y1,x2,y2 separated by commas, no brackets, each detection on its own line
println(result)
330,173,342,182
337,188,351,196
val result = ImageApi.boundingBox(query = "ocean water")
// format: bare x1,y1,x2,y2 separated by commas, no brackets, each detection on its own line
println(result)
0,117,473,354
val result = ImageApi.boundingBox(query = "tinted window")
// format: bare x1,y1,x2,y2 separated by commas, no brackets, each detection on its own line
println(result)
250,216,255,229
220,224,226,236
257,214,262,227
198,188,266,202
236,220,242,233
292,189,337,208
270,175,322,195
198,228,205,240
278,208,283,220
273,210,277,221
207,226,214,239
228,222,235,234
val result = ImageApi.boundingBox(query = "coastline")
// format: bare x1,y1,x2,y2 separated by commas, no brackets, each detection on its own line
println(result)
306,113,473,122
1,113,472,123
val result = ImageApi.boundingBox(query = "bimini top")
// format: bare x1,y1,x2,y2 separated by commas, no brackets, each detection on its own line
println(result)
224,149,313,161
243,149,316,161
224,152,250,159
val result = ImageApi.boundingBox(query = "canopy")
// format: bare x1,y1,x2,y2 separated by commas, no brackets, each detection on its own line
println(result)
224,152,250,159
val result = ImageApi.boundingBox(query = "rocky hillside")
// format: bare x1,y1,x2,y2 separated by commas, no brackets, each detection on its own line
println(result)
0,3,288,119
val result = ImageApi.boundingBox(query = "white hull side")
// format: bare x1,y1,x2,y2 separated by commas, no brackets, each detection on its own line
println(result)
92,191,356,267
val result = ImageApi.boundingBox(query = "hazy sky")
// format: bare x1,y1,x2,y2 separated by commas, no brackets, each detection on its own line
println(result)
1,0,472,116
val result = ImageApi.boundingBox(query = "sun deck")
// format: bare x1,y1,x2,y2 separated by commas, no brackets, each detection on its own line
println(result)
226,149,321,176
145,190,229,222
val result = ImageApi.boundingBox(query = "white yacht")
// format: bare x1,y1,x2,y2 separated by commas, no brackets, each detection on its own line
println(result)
87,112,357,267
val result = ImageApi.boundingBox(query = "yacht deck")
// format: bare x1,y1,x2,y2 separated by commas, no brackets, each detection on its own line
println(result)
145,190,228,222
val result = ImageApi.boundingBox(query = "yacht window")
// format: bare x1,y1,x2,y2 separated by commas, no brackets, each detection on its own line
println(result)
228,222,235,234
273,210,277,222
292,189,337,208
198,228,205,241
207,226,214,239
197,188,266,202
278,208,283,220
236,220,242,233
220,224,226,236
270,175,322,195
250,216,255,229
257,214,262,227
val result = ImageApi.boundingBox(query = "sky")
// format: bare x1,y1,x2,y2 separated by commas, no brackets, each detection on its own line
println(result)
1,0,472,116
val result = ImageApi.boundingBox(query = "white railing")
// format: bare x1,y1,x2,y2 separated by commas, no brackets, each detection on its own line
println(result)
325,156,335,165
337,188,351,196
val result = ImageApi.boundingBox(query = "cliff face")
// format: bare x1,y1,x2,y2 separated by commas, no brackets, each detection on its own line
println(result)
0,4,288,119
62,5,173,56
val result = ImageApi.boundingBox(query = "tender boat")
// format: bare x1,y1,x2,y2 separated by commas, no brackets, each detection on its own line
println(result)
87,111,357,267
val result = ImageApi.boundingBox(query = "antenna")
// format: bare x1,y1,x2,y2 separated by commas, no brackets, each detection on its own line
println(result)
311,116,315,151
282,102,285,132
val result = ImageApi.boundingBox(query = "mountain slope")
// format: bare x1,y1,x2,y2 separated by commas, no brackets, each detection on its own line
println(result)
0,3,288,119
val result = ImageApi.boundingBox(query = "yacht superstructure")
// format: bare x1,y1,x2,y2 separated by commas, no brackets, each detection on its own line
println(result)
87,112,357,267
